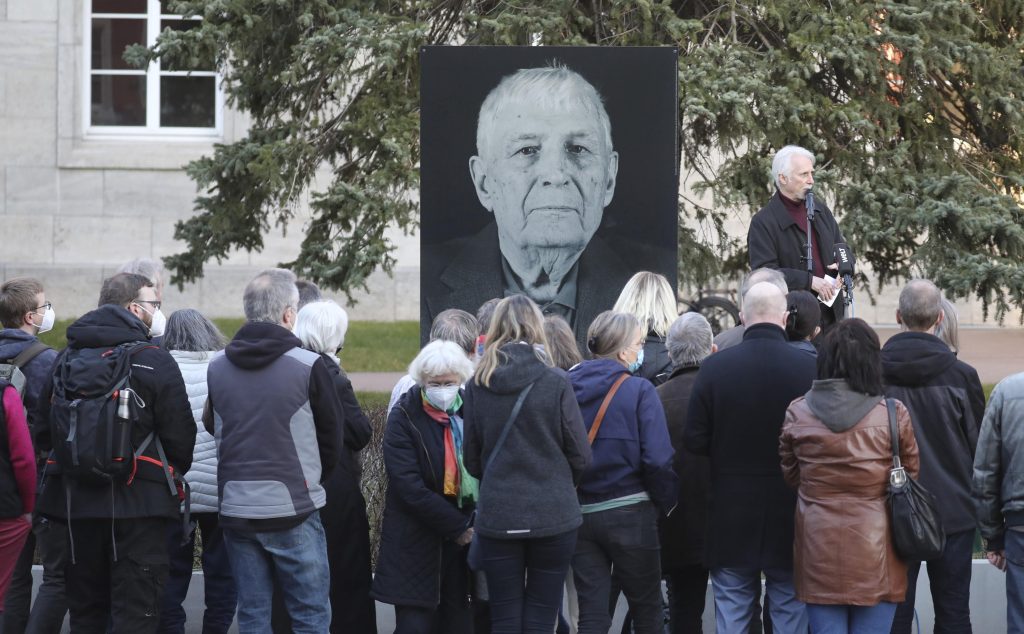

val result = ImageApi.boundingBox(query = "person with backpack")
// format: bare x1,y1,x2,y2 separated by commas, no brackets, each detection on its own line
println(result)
0,277,60,634
0,381,36,617
34,273,194,633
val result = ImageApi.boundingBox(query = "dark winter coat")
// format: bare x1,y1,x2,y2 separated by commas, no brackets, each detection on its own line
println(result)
748,191,846,321
371,386,473,609
464,343,591,539
0,329,58,433
781,382,919,605
638,333,672,385
974,372,1024,550
656,364,710,570
35,305,195,520
684,323,816,569
570,358,677,514
881,331,985,534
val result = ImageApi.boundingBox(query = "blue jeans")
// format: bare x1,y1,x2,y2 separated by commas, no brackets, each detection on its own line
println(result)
222,512,330,634
807,602,896,634
159,513,237,634
573,502,663,634
1006,530,1024,634
710,567,807,634
481,529,577,634
890,528,973,634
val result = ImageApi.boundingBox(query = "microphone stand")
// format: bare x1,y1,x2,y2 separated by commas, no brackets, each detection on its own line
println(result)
805,190,815,282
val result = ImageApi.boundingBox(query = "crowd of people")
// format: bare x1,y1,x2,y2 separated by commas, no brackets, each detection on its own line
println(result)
0,250,1019,634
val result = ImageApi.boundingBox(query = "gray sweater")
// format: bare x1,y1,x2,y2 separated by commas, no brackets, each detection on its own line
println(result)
463,343,591,539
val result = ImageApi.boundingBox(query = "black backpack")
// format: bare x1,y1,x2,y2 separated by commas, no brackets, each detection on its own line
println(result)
49,341,174,489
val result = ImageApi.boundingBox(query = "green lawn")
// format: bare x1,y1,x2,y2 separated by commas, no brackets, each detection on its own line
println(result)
38,318,420,373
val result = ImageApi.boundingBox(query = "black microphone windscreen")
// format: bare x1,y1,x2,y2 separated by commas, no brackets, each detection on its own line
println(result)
834,242,855,276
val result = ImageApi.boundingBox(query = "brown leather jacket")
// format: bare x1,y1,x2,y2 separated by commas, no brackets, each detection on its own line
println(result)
780,393,919,606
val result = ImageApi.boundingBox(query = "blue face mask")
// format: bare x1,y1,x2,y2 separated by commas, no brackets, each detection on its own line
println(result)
627,347,644,374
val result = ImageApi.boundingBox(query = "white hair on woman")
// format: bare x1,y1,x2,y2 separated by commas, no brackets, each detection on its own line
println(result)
771,145,815,189
409,340,475,387
294,300,349,361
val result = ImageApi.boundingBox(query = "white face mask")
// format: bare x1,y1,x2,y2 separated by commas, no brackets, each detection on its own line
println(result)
425,385,460,412
148,308,167,338
34,307,55,334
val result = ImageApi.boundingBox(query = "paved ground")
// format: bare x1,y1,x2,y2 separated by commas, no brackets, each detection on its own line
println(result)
348,327,1024,393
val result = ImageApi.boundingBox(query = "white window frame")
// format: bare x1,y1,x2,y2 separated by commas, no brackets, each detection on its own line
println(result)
83,0,223,139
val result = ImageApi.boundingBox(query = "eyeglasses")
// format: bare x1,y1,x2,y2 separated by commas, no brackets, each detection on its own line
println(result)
34,302,52,312
134,299,162,311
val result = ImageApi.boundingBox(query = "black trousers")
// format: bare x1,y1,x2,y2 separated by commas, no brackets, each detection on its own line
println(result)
65,517,170,634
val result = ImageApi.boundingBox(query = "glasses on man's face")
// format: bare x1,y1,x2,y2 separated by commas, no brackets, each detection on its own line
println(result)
135,299,162,311
34,302,52,313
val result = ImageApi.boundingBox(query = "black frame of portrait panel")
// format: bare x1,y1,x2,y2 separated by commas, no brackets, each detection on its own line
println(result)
420,45,679,345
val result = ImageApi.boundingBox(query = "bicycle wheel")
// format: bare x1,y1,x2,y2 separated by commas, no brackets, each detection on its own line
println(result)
692,296,740,337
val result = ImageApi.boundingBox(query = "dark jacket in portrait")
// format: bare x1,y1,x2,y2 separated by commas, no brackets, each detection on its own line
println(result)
371,386,473,609
463,343,591,539
422,222,664,352
683,323,816,570
747,191,846,321
881,331,985,534
35,305,195,520
656,364,711,570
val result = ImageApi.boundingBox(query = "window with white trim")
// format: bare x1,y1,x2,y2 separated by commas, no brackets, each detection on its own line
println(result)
86,0,222,137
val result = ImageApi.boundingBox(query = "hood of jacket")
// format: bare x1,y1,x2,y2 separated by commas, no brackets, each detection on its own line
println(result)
804,379,883,432
482,343,552,395
0,328,41,360
224,321,301,370
570,358,630,406
66,304,152,349
881,331,957,386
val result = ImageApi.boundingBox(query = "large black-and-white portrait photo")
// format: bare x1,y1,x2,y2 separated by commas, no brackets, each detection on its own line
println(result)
420,46,679,348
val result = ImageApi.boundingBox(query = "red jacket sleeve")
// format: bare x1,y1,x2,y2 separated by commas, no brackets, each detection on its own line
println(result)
3,387,37,514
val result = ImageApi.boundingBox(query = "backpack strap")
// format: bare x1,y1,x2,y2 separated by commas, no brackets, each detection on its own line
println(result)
9,341,50,368
588,373,630,445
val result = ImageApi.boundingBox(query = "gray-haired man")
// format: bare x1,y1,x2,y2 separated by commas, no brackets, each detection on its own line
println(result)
204,268,344,633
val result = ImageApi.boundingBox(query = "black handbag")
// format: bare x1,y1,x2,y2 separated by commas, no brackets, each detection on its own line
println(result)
885,398,946,561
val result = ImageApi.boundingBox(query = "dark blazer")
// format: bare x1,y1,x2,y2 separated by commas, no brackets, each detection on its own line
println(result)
683,323,816,570
371,386,473,609
747,191,846,321
422,223,638,351
656,364,711,570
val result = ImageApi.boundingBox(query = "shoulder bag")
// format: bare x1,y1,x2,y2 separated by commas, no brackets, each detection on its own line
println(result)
886,398,946,561
588,373,630,445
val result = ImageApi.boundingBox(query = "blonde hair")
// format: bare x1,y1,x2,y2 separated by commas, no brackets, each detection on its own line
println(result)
543,316,582,370
586,311,640,361
935,297,960,354
612,271,677,338
474,295,550,387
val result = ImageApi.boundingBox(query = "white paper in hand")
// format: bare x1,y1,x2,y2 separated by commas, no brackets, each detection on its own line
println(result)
819,275,840,308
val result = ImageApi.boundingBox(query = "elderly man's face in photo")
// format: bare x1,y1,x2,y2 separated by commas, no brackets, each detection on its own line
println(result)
470,95,619,262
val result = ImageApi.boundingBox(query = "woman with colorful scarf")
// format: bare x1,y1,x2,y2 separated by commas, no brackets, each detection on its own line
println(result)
371,340,478,634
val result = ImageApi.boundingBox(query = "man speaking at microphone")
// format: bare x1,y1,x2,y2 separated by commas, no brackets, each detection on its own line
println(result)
747,145,847,329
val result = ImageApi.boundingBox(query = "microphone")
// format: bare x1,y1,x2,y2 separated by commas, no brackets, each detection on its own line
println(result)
834,242,855,301
804,188,816,220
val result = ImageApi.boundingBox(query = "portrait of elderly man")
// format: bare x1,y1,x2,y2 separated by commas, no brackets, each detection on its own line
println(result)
420,49,677,350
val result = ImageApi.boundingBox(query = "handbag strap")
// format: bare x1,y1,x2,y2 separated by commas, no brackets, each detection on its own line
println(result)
886,398,903,471
588,373,630,445
482,382,535,476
